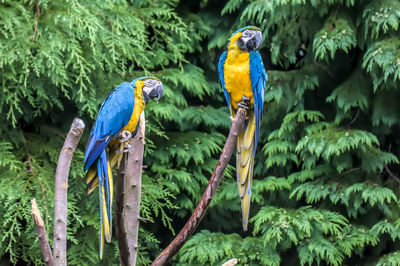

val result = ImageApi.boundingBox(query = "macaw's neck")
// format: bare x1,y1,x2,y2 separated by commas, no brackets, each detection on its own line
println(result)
133,80,146,105
226,43,249,64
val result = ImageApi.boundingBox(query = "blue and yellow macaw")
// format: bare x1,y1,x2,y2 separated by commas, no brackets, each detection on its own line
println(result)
83,77,163,258
218,26,268,231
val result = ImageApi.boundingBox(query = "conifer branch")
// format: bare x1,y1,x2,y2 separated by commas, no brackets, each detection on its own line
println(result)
53,118,85,266
116,113,145,266
151,108,247,266
31,198,53,266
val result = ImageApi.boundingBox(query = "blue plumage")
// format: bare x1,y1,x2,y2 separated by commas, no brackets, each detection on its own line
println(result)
249,51,268,153
218,51,231,115
84,82,136,171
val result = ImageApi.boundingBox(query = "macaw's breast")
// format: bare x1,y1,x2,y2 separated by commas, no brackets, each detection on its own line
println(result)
224,46,254,110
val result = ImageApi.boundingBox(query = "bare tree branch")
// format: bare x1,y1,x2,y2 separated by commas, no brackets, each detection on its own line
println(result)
53,118,85,266
222,258,238,266
116,113,146,266
152,108,247,266
31,198,53,266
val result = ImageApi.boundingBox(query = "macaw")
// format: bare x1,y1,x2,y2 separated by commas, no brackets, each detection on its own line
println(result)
218,26,268,231
83,76,163,259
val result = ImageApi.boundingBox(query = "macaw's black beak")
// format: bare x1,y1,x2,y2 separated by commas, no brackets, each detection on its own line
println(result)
246,31,262,51
149,84,164,102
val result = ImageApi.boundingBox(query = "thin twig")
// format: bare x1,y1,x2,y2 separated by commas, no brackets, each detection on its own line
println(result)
53,118,85,266
151,108,247,266
116,113,146,266
385,165,400,186
138,217,154,223
313,61,335,78
345,108,360,127
32,199,53,266
30,0,40,42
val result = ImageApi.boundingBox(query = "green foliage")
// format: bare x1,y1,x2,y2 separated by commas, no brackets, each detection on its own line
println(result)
313,15,356,60
178,230,280,266
1,0,400,265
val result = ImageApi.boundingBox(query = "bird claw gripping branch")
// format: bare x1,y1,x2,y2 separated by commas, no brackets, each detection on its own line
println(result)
120,130,132,143
237,96,251,110
118,130,132,153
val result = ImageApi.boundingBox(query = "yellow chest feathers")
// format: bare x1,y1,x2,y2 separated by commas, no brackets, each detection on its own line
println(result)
223,45,253,109
121,80,146,134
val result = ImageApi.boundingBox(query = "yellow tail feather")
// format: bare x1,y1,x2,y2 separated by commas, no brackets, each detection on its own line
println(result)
236,114,256,231
106,159,113,242
100,186,111,243
87,178,99,194
86,167,97,185
99,220,104,259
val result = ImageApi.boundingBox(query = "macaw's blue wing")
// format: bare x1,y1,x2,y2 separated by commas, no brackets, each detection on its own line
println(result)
218,51,233,115
249,51,267,150
84,82,136,171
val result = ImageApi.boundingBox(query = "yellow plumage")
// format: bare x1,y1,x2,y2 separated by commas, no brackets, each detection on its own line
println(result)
224,35,253,111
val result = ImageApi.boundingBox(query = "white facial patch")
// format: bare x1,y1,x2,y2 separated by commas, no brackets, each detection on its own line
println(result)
143,79,162,94
240,29,259,43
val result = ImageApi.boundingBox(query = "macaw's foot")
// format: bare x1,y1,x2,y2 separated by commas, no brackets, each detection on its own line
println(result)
121,143,131,153
120,130,132,143
237,96,251,110
116,142,131,154
230,116,234,122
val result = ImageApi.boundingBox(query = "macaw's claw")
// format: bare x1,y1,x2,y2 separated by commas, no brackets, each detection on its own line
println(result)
116,143,131,154
242,96,251,103
230,116,234,122
122,143,131,153
120,130,131,143
237,101,250,110
238,96,251,118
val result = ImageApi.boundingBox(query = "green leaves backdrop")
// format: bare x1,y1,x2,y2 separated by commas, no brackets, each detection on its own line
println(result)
0,0,399,265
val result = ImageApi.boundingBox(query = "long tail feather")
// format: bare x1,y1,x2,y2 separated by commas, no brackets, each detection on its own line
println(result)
97,150,113,259
237,114,256,231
